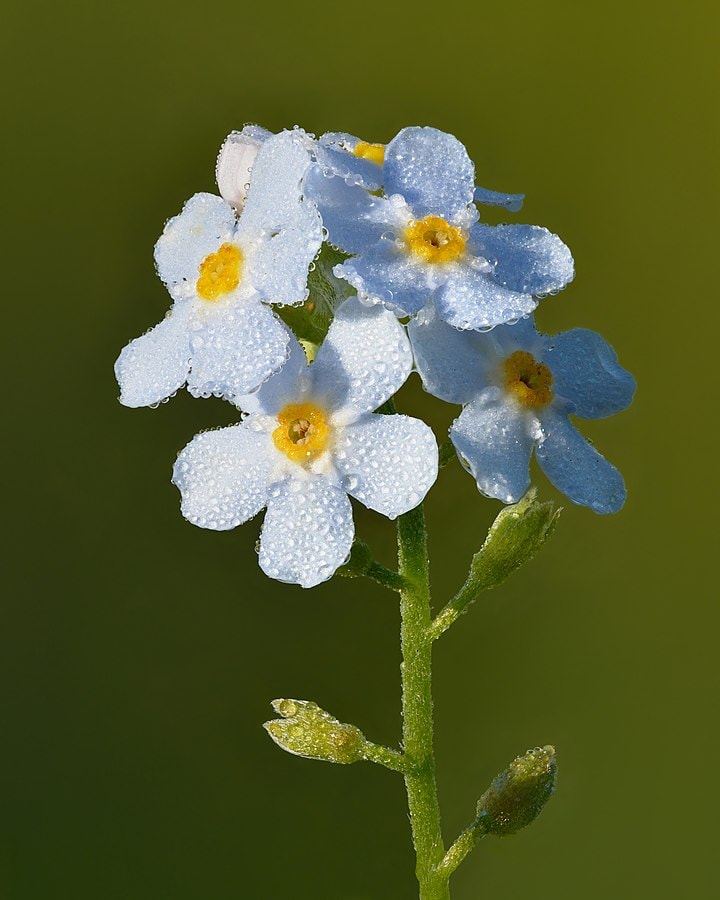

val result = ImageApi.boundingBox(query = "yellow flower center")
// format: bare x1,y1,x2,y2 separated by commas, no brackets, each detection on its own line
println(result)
272,402,331,464
404,216,467,264
353,142,385,165
503,350,554,408
196,243,243,301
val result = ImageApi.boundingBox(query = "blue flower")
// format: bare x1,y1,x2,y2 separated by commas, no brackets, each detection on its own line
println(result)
409,308,635,513
172,298,438,587
115,130,322,408
307,126,573,329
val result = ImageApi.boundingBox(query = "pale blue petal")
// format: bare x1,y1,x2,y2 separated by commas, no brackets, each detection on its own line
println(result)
172,425,274,530
311,297,413,417
450,394,535,503
115,302,192,408
545,329,636,418
535,410,626,514
154,193,236,296
384,127,475,221
488,316,546,358
334,413,438,519
434,267,537,330
304,165,385,255
335,244,435,316
408,304,492,405
259,478,354,588
316,132,383,190
187,301,290,402
469,224,574,296
474,186,525,212
235,337,311,416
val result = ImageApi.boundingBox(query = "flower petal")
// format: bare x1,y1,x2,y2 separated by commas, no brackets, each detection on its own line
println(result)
435,267,537,330
216,125,272,211
259,478,354,588
408,304,493,405
304,165,386,255
469,224,574,296
535,409,626,514
384,127,475,221
187,301,290,401
334,413,438,519
239,130,323,305
316,132,383,191
154,193,236,297
172,425,274,530
115,302,192,408
474,186,524,212
335,243,435,316
234,336,311,416
451,394,536,503
311,297,413,418
545,328,636,418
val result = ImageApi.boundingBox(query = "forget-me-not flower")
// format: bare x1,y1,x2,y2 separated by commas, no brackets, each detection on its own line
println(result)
172,298,439,587
307,126,573,330
409,307,635,513
115,130,322,408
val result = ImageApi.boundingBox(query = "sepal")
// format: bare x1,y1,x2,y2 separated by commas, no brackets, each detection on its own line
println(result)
476,745,557,836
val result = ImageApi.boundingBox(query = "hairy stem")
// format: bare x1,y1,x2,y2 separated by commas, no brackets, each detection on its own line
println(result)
398,505,450,900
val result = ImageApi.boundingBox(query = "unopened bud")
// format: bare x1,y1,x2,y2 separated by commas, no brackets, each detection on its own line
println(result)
216,125,271,211
264,699,366,764
476,746,557,836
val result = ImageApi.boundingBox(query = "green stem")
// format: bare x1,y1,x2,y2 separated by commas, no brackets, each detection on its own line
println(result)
365,561,408,593
398,504,450,900
362,741,408,773
436,821,486,881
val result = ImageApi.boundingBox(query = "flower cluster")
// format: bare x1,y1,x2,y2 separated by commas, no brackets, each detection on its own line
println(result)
116,125,635,587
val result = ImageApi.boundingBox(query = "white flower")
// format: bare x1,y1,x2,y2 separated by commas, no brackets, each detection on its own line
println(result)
172,298,439,587
115,130,322,408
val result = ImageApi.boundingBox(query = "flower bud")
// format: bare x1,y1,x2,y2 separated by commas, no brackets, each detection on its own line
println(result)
264,699,366,764
476,746,557,836
216,126,271,211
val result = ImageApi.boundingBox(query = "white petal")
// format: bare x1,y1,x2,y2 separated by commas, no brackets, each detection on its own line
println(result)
451,394,536,503
536,409,626,514
259,478,354,588
187,301,290,401
239,131,323,304
154,193,236,296
216,125,272,211
234,336,312,415
172,425,274,530
408,304,494,405
310,297,413,418
334,414,438,519
115,303,192,407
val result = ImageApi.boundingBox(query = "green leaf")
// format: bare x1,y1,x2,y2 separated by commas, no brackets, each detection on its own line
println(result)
429,488,560,639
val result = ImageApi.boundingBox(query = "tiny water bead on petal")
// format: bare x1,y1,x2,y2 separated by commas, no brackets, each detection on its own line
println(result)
272,402,331,463
353,141,385,165
405,216,467,264
503,350,553,408
196,243,243,301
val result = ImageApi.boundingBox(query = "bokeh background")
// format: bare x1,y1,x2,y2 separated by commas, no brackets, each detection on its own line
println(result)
3,1,717,897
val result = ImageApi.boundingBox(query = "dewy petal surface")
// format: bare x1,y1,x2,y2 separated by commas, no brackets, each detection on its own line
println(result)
115,303,193,407
239,130,323,305
474,186,525,212
154,193,237,296
172,425,275,530
408,305,493,405
304,166,386,255
311,297,413,418
435,267,537,330
334,413,438,519
384,127,475,221
335,243,435,316
216,124,272,211
535,409,626,514
234,338,310,416
259,478,354,588
451,394,536,503
187,301,290,401
545,328,636,418
470,224,574,296
316,132,383,191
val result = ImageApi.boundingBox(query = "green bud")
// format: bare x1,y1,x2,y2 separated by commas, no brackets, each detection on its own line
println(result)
264,699,367,764
476,746,557,836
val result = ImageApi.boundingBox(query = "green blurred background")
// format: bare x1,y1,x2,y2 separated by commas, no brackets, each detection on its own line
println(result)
3,1,717,897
